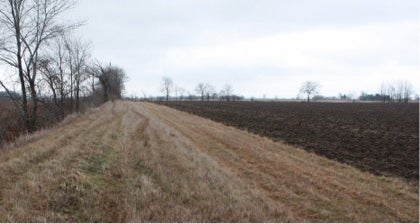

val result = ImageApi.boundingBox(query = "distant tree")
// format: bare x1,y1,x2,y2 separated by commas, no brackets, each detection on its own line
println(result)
188,91,193,101
220,84,233,101
378,81,413,103
396,82,404,103
195,83,207,101
402,81,413,103
339,93,349,100
90,63,127,102
380,82,388,102
161,77,173,101
174,86,185,101
300,81,320,102
205,84,215,101
387,84,396,103
195,82,215,101
359,92,383,101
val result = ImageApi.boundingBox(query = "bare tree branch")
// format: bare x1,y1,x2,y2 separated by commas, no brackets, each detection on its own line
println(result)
300,81,320,102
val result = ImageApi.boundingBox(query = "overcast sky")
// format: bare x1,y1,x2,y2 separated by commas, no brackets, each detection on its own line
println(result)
62,0,420,98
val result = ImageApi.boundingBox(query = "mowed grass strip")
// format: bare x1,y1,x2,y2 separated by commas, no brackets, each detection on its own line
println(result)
0,101,418,222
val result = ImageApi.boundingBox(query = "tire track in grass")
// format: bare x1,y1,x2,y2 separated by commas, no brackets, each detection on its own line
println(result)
52,102,146,222
75,104,134,222
48,102,127,222
128,102,289,222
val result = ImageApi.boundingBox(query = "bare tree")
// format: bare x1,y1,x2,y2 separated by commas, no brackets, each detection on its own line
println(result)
38,36,70,119
205,84,215,101
387,84,396,103
0,0,77,132
300,81,320,102
188,91,193,101
379,81,413,103
195,82,207,101
85,61,99,95
64,36,90,112
380,82,388,102
38,57,60,117
178,87,185,101
220,84,233,101
173,86,185,101
93,63,127,102
161,77,173,101
402,80,413,103
396,81,404,103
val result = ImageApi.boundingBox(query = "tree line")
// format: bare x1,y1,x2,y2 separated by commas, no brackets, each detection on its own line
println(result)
376,81,414,103
159,77,242,102
135,79,417,103
299,81,416,103
0,0,126,135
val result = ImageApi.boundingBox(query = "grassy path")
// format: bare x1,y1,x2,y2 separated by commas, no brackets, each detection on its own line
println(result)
0,101,418,222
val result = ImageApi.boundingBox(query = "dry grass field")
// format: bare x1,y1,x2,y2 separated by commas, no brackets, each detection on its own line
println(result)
0,101,418,222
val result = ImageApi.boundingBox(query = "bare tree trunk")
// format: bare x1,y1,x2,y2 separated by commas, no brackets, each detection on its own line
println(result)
76,80,80,112
59,56,65,118
75,71,82,112
70,70,73,111
75,65,80,112
12,1,31,131
49,81,58,118
28,79,38,132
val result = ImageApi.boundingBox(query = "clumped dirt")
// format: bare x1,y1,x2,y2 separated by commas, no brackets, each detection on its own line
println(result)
161,101,419,182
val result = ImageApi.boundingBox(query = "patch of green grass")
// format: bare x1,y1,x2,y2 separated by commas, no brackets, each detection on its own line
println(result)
59,144,118,221
109,132,121,140
82,145,115,175
80,144,116,193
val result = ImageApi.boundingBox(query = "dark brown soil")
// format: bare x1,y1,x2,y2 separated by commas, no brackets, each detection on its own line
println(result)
160,101,419,183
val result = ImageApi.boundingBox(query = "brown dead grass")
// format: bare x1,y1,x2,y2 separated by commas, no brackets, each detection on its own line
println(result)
0,101,418,222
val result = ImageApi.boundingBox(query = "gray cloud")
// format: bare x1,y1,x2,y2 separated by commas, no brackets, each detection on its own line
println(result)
71,0,419,98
